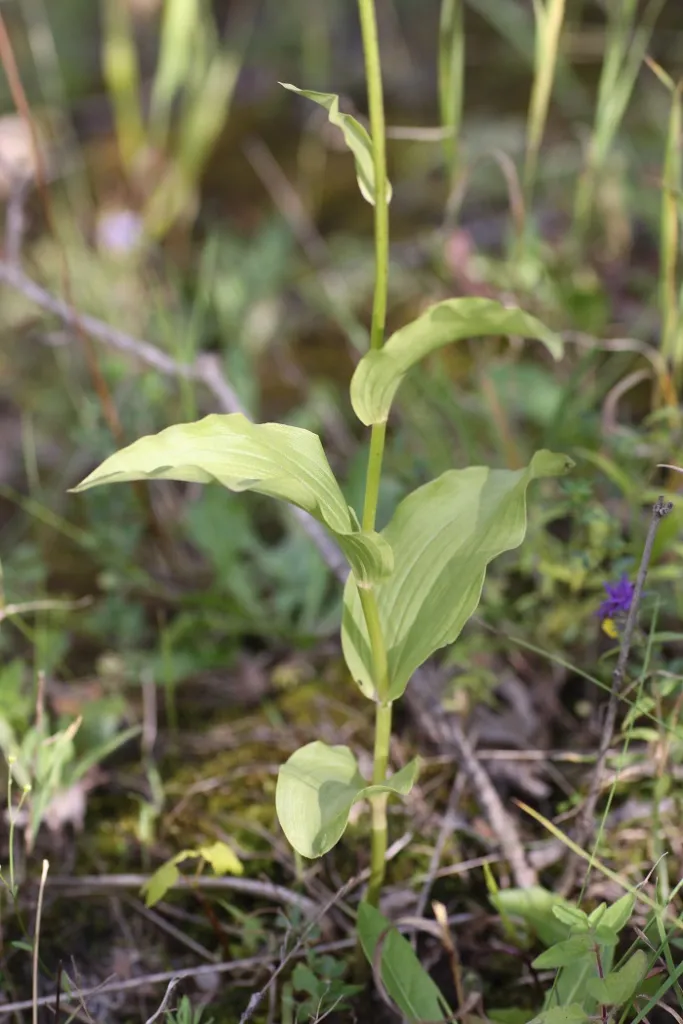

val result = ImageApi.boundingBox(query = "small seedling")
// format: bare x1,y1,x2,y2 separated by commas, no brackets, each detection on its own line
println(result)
165,995,214,1024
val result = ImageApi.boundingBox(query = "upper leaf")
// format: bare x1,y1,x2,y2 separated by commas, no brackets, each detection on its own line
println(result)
71,413,392,585
342,450,573,699
280,84,392,206
275,740,418,858
350,298,564,425
588,892,635,934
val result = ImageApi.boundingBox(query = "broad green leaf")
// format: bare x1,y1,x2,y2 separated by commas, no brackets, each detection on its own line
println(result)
350,298,563,425
275,741,419,858
532,934,595,969
71,413,392,585
357,903,452,1022
585,950,648,1006
526,1006,589,1024
142,841,242,907
142,858,182,907
342,450,573,699
197,841,243,876
280,84,392,205
590,892,635,934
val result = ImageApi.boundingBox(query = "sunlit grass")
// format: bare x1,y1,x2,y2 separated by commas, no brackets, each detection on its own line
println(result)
438,0,464,188
573,0,666,242
101,0,255,241
523,0,567,212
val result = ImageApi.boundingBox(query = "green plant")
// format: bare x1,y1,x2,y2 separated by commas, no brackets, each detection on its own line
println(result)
102,0,253,239
142,840,243,908
69,0,572,1010
573,0,665,241
281,951,362,1023
647,60,683,385
438,0,464,188
490,888,651,1023
523,0,567,216
165,995,214,1024
0,708,139,853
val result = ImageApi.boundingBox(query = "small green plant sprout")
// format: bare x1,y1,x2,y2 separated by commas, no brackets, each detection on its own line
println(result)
141,840,243,908
70,0,573,922
491,888,650,1023
165,994,214,1024
281,952,362,1022
0,707,139,854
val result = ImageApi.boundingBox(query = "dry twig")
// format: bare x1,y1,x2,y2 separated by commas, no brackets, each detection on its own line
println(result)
405,666,537,889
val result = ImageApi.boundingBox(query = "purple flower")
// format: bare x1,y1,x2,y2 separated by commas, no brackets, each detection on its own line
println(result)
96,208,143,255
597,574,635,621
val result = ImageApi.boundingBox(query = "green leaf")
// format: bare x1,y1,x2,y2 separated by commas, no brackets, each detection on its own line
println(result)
11,940,34,954
585,950,648,1006
532,934,595,969
525,1006,589,1024
342,450,573,699
357,903,452,1022
552,905,588,930
280,84,392,206
275,741,419,858
71,413,392,585
590,892,635,934
350,298,563,426
593,924,619,946
142,858,182,907
197,841,243,876
291,963,323,998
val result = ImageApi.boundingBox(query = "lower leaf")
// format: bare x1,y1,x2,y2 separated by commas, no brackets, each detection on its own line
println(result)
357,903,453,1022
275,741,419,858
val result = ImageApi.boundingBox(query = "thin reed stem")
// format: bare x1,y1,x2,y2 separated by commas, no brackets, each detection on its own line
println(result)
357,0,393,909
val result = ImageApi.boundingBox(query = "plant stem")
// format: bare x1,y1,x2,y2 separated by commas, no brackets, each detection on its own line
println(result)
357,0,392,909
438,0,464,188
357,0,389,356
361,421,386,533
366,703,393,908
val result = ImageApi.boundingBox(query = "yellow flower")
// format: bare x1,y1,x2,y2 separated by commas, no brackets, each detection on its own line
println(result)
601,617,619,639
